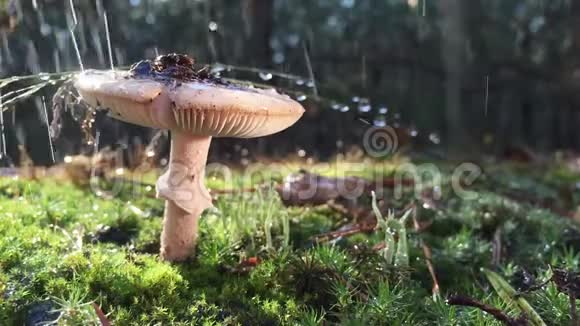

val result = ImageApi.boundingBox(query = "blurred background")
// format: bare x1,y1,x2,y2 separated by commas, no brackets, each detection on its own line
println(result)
0,0,579,165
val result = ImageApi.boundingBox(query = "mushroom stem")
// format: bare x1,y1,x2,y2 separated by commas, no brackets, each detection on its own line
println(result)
156,132,213,261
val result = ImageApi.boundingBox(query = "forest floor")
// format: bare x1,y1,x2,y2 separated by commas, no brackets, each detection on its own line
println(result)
0,158,579,325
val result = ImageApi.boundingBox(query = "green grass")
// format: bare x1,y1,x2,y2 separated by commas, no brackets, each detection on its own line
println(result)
0,160,579,325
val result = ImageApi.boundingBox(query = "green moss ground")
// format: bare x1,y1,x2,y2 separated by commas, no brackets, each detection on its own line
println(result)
0,161,579,325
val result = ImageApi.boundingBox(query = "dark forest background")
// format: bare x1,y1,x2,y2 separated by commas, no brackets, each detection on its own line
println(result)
1,0,580,165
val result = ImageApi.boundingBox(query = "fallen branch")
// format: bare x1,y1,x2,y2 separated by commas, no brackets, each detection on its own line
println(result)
447,294,528,326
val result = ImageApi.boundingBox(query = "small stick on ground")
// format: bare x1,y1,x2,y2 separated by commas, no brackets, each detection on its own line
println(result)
313,223,376,243
92,303,111,326
412,205,440,296
447,294,527,326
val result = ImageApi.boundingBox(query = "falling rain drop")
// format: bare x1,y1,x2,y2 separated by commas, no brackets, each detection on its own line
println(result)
351,96,360,103
258,72,273,81
378,106,388,114
296,94,307,102
331,103,341,110
41,97,55,163
340,105,350,113
409,127,418,137
295,79,305,86
69,27,84,71
104,11,115,71
69,0,78,26
0,94,5,159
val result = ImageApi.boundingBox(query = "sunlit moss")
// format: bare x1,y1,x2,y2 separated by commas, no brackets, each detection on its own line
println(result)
0,162,578,324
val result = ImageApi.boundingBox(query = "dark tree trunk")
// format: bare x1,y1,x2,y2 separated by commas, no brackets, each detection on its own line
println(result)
242,0,273,67
437,0,470,154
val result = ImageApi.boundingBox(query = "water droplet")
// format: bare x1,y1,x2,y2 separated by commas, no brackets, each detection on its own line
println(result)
358,104,371,113
273,52,285,64
258,72,273,81
296,94,307,102
331,103,341,110
378,107,388,114
295,79,305,86
373,118,386,127
409,127,418,137
145,13,155,25
340,105,350,112
429,133,441,144
297,149,306,157
340,0,355,9
208,21,218,32
286,34,300,47
358,99,371,113
211,64,226,73
306,80,315,88
351,96,360,103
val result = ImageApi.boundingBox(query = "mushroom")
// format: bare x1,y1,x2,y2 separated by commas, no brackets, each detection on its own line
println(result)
74,54,304,261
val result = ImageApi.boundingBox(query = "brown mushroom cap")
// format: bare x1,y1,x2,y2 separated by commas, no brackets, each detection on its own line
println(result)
74,70,305,138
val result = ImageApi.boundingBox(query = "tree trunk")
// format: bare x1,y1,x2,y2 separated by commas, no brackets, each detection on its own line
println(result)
437,0,470,155
242,0,273,67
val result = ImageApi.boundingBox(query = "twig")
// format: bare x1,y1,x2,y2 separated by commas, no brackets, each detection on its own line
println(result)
447,294,527,326
313,223,376,243
92,303,111,326
412,205,440,296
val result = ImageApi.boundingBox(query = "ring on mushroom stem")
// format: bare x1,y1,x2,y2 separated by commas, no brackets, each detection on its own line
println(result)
74,53,304,262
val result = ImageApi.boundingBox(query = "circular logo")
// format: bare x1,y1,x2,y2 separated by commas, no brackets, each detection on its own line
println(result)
363,126,398,157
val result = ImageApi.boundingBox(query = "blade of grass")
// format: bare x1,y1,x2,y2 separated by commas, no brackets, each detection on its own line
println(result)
394,208,412,268
483,269,546,326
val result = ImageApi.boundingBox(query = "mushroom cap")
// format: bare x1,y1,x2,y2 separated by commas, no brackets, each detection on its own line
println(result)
74,70,304,138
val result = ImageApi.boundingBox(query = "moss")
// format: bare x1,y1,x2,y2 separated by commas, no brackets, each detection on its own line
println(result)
0,162,579,324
